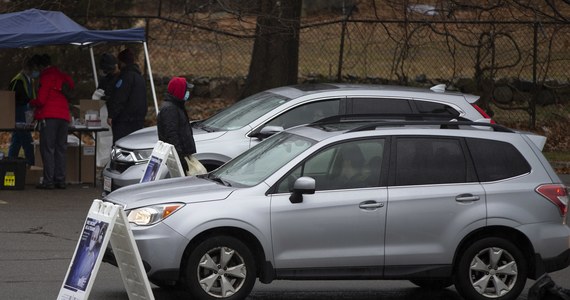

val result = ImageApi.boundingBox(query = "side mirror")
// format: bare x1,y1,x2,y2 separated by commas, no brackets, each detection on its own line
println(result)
251,126,284,140
289,177,316,204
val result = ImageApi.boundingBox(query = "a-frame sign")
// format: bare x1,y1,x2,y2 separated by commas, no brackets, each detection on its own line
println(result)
58,200,154,300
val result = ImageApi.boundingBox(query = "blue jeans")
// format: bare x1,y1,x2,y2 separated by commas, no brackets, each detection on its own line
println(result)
8,131,35,166
9,105,35,165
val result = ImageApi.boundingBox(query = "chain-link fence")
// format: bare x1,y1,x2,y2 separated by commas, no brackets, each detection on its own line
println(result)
145,17,569,131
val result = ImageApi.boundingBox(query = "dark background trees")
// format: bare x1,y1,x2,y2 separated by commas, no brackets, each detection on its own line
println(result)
241,0,302,98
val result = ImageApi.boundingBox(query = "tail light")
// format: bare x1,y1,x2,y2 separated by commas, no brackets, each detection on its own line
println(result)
536,184,569,223
472,104,496,124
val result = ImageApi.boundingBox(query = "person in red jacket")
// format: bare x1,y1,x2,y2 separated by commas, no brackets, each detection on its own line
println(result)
30,54,75,189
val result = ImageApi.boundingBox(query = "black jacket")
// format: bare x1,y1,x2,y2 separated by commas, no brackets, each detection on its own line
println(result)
157,94,197,157
97,72,118,101
107,64,147,122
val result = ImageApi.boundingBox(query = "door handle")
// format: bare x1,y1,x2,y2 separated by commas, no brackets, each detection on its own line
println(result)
359,200,384,210
455,194,481,202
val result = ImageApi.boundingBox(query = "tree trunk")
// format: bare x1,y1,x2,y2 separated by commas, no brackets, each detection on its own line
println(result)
240,0,302,98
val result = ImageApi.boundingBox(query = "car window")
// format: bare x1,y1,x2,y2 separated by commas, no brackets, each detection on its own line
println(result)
395,137,469,186
351,98,412,114
210,132,315,187
266,99,340,128
200,91,290,131
414,101,460,116
277,139,385,193
466,138,531,181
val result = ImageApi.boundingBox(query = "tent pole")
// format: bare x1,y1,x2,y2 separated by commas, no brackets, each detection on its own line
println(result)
89,46,98,88
143,41,158,115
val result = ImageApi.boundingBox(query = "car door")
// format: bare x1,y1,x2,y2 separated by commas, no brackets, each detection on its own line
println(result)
269,138,388,271
384,136,486,273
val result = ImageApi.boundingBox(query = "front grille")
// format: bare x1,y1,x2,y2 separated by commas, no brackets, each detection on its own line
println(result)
109,160,135,174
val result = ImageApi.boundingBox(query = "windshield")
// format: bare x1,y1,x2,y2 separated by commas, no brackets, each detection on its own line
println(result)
199,91,291,131
209,132,315,187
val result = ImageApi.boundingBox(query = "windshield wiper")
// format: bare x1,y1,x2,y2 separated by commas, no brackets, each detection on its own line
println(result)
194,123,216,132
206,173,232,186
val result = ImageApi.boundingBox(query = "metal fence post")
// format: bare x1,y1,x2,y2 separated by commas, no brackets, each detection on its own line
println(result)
530,22,538,128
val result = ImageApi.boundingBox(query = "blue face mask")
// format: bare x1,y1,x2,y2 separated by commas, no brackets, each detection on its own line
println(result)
31,71,40,78
184,91,190,101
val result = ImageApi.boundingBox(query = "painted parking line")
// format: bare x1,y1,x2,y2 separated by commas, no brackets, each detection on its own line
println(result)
0,200,7,205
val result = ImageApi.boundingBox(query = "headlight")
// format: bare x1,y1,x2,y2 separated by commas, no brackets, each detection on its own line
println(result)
127,203,184,226
133,149,153,161
111,147,153,163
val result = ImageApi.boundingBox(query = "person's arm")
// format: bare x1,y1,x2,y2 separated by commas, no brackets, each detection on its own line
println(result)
108,73,132,120
29,75,51,108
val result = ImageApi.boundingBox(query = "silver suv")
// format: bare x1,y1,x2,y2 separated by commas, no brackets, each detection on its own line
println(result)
104,119,569,300
102,83,494,193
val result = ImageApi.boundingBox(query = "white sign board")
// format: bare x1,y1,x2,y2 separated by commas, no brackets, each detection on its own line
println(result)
140,141,184,183
58,200,154,300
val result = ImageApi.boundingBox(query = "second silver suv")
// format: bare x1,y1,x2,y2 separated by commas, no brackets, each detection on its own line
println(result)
102,83,493,193
104,119,569,300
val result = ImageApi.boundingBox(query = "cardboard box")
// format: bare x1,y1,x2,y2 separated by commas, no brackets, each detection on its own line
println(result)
26,167,43,185
79,99,105,124
0,91,16,128
33,144,95,184
67,145,95,184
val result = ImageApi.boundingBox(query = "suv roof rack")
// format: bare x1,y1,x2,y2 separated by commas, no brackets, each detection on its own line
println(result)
346,120,514,133
312,114,471,125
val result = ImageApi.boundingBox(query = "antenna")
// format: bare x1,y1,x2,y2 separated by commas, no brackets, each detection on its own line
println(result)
430,84,446,93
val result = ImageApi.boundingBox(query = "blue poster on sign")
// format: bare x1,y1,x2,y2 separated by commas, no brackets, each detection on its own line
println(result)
141,155,163,183
63,218,108,292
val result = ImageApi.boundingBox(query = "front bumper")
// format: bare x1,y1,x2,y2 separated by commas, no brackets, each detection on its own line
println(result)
102,162,148,193
102,219,189,285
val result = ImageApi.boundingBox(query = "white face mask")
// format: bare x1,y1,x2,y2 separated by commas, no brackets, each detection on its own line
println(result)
184,91,190,101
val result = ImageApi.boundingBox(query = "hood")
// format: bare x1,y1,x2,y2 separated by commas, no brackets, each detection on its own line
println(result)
104,176,236,209
115,125,227,150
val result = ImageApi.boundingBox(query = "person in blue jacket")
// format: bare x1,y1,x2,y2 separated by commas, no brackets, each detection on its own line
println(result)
106,48,147,144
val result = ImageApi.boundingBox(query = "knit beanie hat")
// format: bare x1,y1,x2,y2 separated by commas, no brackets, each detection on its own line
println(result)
167,77,188,100
99,53,117,71
118,48,135,64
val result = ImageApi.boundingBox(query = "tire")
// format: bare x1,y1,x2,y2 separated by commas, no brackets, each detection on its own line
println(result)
409,278,453,290
184,236,257,300
455,237,528,300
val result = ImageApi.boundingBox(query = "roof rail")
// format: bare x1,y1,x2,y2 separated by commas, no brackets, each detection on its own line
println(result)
311,114,471,125
346,120,514,133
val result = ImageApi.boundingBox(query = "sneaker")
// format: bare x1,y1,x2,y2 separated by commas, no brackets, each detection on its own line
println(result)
55,182,67,189
36,183,54,190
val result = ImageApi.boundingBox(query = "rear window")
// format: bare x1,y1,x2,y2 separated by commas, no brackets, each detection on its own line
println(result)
415,101,460,116
351,98,412,114
467,138,531,182
395,137,470,186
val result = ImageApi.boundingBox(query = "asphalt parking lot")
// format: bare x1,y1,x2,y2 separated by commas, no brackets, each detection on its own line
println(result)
0,174,569,299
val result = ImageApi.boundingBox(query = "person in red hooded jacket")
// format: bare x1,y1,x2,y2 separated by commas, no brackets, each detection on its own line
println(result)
30,54,75,189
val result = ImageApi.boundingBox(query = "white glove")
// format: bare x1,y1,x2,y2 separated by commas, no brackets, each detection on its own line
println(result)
91,89,105,100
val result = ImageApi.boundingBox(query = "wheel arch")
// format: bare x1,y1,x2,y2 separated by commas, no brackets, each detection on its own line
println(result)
180,226,273,283
452,226,539,279
199,159,224,172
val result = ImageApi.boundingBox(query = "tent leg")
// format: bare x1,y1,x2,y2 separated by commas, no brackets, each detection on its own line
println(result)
89,46,98,88
143,41,158,115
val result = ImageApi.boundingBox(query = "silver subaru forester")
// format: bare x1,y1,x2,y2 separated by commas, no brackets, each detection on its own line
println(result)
104,119,569,300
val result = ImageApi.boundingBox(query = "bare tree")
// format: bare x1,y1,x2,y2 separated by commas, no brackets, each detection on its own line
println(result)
240,0,303,98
